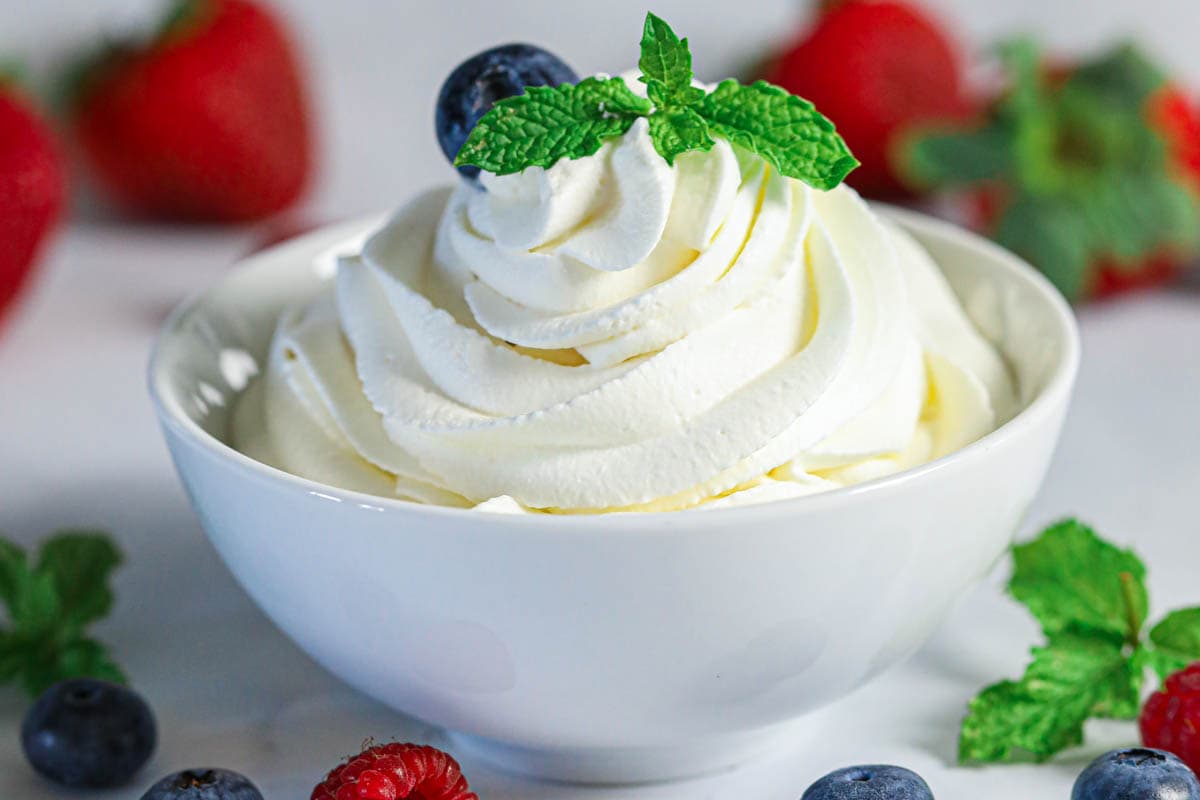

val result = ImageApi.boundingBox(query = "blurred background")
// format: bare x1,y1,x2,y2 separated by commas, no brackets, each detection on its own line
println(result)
1,0,1196,220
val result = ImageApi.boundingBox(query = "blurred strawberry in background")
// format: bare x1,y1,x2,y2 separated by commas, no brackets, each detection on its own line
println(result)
0,80,65,328
67,0,312,223
764,0,976,199
904,42,1200,301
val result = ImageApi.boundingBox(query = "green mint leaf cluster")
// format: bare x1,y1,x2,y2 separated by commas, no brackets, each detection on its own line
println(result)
0,531,126,696
456,12,858,189
959,520,1200,764
904,41,1200,301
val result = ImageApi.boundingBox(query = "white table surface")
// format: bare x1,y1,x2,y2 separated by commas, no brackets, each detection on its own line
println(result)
2,1,1200,797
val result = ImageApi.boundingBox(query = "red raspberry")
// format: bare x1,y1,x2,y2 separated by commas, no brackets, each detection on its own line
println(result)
310,743,478,800
1141,663,1200,775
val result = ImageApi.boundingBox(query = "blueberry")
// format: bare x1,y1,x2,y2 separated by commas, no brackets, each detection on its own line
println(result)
1073,748,1200,800
801,764,934,800
436,43,578,179
140,768,265,800
21,678,157,788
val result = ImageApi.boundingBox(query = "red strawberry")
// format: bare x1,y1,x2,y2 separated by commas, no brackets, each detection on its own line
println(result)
765,0,975,199
0,84,66,328
311,743,478,800
1148,85,1200,195
69,0,312,222
1140,662,1200,775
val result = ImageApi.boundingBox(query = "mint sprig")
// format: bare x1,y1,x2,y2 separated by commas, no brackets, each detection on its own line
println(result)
959,519,1200,764
455,12,858,188
0,531,127,696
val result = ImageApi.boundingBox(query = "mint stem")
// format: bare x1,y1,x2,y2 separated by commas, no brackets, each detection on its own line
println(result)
1119,571,1142,646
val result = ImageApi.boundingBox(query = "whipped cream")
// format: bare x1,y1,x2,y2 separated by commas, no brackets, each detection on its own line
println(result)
234,111,1017,513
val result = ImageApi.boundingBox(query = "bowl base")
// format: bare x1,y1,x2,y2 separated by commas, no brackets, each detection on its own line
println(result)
448,719,813,784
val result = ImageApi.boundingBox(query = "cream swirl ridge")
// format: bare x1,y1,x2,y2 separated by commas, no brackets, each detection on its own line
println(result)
234,115,1017,512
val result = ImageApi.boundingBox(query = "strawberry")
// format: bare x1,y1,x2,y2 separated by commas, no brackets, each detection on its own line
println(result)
905,42,1200,301
0,83,66,328
69,0,312,223
765,0,975,199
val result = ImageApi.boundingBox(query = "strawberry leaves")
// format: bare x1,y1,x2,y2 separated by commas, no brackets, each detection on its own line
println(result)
0,531,126,696
960,519,1200,765
456,12,857,189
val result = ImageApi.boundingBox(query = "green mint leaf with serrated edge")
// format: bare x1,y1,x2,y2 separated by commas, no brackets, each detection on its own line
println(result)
454,76,652,175
1009,519,1148,643
959,633,1139,763
695,80,859,190
1147,608,1200,680
639,12,700,109
455,12,857,190
38,532,121,633
649,108,714,164
0,531,127,696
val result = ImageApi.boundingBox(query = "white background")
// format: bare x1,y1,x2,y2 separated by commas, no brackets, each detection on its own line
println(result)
1,1,1199,799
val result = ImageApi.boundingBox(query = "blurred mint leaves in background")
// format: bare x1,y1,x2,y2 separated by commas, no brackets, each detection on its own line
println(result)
905,42,1200,301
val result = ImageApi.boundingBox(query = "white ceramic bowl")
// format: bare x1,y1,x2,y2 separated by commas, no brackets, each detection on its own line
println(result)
149,206,1079,784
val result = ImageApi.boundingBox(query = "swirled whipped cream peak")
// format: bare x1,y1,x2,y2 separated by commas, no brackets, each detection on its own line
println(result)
234,116,1016,513
232,16,1017,512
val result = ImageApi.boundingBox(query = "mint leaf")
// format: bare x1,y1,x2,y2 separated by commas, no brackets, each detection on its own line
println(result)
903,123,1014,186
0,540,26,611
1068,44,1167,110
455,76,652,175
639,12,703,111
38,532,121,632
1009,520,1148,643
10,571,62,636
0,531,126,696
959,633,1138,763
649,108,714,164
0,633,24,682
1148,608,1200,680
994,196,1094,301
696,79,859,189
1071,169,1199,271
40,638,127,694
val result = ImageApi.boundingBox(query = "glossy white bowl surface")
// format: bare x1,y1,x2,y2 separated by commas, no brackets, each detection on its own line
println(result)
149,206,1079,783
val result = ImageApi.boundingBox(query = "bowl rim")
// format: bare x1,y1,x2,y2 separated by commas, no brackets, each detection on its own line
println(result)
148,203,1081,527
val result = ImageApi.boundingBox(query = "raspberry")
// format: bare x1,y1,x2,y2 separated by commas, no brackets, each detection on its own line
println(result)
310,743,478,800
1140,662,1200,775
